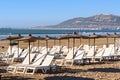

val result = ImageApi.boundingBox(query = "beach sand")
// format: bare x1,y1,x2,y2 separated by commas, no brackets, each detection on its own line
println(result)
0,38,120,80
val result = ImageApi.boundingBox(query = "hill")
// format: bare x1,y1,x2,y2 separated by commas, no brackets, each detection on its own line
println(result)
32,14,120,30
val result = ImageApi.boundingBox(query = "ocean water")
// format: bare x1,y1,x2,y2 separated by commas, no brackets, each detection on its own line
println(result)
0,28,120,39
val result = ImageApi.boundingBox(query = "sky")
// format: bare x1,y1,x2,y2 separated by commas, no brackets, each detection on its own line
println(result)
0,0,120,28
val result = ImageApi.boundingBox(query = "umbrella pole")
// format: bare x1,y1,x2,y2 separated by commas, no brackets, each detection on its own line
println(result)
54,39,56,46
93,38,95,62
10,40,12,56
68,39,69,52
28,40,30,64
46,40,48,53
59,40,61,46
38,40,39,52
73,38,75,58
114,38,116,55
18,41,19,58
89,38,90,49
107,37,108,47
80,38,81,45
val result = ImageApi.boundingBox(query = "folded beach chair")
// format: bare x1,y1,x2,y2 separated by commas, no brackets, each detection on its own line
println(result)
7,53,36,73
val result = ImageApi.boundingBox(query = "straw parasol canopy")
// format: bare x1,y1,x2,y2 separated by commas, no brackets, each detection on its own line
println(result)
58,32,82,39
58,32,82,58
103,33,111,47
109,33,120,54
37,36,46,50
83,33,103,59
2,34,23,58
44,35,57,53
2,34,23,41
103,33,120,47
15,34,38,64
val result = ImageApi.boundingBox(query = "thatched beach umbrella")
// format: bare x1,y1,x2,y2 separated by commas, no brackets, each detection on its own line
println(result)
83,33,103,57
110,33,120,54
58,34,69,49
104,33,120,47
59,32,82,58
15,34,37,64
104,33,111,47
37,36,46,51
2,34,23,57
44,35,56,53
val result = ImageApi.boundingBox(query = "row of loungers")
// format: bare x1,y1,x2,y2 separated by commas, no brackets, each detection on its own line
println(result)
2,44,120,74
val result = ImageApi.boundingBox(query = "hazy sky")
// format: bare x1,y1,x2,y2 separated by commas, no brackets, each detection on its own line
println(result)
0,0,120,28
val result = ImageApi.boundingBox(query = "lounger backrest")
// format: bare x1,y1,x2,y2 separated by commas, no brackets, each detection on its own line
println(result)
40,47,47,52
77,44,83,50
50,47,57,53
86,47,94,57
31,46,38,52
83,45,90,52
102,47,113,57
110,46,118,56
22,53,36,65
8,46,17,55
7,46,11,53
74,50,85,60
95,48,105,57
12,48,23,58
65,48,74,59
32,53,46,65
40,48,48,54
20,48,29,58
41,54,54,66
53,46,61,53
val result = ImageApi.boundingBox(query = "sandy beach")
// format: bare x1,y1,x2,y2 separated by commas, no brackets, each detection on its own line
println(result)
0,38,120,80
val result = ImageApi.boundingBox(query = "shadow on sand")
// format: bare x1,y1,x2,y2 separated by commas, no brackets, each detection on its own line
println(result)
88,68,120,73
1,76,34,80
0,69,7,73
44,76,93,80
47,67,87,74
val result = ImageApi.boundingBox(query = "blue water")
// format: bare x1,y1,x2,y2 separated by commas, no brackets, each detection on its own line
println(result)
0,28,120,38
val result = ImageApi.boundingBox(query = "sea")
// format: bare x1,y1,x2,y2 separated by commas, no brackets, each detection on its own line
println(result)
0,28,120,39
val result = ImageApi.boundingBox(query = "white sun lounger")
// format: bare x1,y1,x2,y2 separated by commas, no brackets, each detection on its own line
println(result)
7,53,36,73
2,46,18,62
12,48,23,62
15,52,47,73
55,48,76,66
102,47,113,60
64,50,85,66
94,48,105,61
24,54,55,74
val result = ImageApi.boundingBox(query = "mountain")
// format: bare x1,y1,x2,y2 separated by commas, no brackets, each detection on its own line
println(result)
32,14,120,30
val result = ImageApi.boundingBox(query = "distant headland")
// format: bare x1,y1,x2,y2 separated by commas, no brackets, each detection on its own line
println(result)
32,14,120,30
